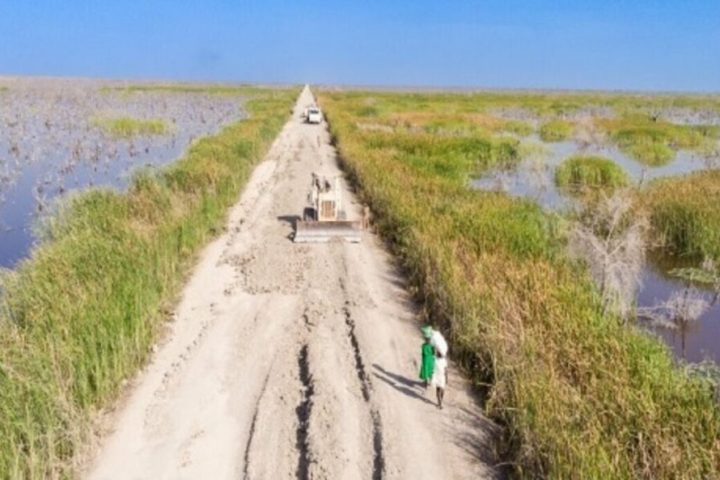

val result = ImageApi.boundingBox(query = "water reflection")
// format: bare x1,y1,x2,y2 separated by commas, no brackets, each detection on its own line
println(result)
0,78,248,267
471,136,719,211
472,135,720,365
639,263,720,364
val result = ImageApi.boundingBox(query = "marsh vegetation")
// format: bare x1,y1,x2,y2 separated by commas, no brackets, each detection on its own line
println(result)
538,119,574,142
554,155,629,191
92,116,170,138
0,79,297,477
0,77,257,267
319,88,720,478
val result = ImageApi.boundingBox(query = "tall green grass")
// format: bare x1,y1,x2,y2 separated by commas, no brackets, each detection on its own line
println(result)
598,114,720,166
643,170,720,260
555,155,629,191
329,90,720,119
92,116,170,138
319,90,720,479
539,119,574,142
0,87,297,478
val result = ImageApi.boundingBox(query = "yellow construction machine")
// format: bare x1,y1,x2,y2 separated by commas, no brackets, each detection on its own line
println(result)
293,173,362,243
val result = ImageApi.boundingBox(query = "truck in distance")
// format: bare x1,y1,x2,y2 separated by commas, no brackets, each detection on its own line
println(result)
306,106,323,124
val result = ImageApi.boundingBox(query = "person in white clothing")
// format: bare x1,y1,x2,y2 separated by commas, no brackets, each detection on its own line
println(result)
430,328,448,358
432,356,448,408
421,325,449,409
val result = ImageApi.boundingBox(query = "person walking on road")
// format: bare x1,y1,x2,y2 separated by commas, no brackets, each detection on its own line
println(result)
419,333,435,389
421,325,449,409
432,354,448,409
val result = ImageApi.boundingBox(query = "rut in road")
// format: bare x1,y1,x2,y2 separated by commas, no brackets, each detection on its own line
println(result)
295,343,315,480
343,302,385,479
84,86,503,480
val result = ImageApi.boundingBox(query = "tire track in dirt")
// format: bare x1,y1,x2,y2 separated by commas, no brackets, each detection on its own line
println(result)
85,86,501,480
294,344,315,480
344,305,386,480
241,369,271,480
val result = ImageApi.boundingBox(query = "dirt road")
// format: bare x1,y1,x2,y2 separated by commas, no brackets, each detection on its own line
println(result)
85,87,500,480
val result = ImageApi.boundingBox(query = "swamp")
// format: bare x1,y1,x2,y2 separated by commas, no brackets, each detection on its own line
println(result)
319,88,720,478
0,77,254,267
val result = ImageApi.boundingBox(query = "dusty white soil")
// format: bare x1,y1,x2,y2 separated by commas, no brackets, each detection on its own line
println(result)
84,87,502,480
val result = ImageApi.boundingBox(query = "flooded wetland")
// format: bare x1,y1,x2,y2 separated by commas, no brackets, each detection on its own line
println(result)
320,88,720,478
2,81,719,478
0,77,250,267
3,1,718,478
473,121,720,363
330,89,720,367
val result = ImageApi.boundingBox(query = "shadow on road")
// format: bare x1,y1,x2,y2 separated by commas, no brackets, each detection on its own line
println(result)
374,365,508,478
372,363,436,406
448,406,509,479
276,214,300,227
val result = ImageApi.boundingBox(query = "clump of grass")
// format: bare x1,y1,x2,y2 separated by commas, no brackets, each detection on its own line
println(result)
93,116,170,138
503,120,534,136
518,140,549,160
555,155,629,191
319,90,720,479
0,88,298,477
627,142,675,166
642,170,720,259
598,114,720,166
539,119,574,142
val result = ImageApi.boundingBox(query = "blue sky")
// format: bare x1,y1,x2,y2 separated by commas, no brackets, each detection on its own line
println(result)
0,0,718,91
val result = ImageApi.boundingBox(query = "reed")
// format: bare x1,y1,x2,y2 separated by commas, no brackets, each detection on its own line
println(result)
92,116,170,138
0,88,298,478
643,170,720,260
319,90,720,479
539,119,574,142
555,155,629,190
598,114,719,166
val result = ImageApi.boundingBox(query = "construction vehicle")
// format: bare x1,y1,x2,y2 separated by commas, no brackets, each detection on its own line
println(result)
293,173,362,243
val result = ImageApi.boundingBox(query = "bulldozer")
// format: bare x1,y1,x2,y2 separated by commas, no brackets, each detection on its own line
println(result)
293,173,362,243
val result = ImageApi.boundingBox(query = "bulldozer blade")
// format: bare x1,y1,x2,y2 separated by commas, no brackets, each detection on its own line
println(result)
294,220,362,243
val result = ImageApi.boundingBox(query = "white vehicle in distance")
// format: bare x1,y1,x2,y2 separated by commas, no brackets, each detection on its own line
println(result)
306,106,323,124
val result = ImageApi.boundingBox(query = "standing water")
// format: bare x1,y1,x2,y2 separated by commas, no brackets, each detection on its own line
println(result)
472,135,718,211
472,132,720,365
638,260,720,364
0,77,249,267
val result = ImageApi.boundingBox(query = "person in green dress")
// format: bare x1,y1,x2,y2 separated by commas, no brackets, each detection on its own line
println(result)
419,326,435,388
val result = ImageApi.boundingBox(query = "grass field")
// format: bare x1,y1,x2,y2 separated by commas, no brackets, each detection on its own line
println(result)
0,86,298,478
318,89,720,479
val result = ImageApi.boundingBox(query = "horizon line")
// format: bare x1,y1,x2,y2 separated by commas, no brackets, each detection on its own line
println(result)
1,71,719,96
